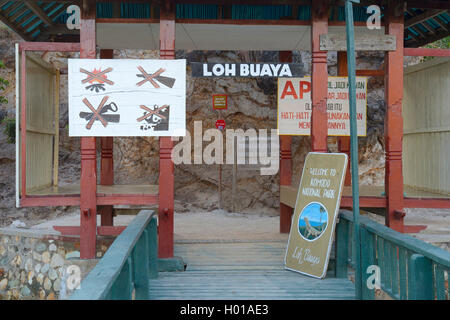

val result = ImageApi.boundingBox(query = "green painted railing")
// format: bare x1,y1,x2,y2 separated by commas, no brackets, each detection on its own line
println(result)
70,210,158,300
336,210,450,300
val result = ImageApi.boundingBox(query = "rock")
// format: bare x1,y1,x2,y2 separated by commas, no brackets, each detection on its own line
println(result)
0,278,7,290
49,244,57,252
34,263,41,273
10,220,26,228
25,258,33,271
53,278,61,292
48,268,58,281
32,252,42,262
41,263,50,274
10,254,21,267
42,251,51,263
0,245,5,256
35,242,46,253
20,270,26,284
36,273,44,285
39,289,45,299
27,271,34,285
43,277,52,291
20,286,31,297
46,292,56,300
65,251,80,260
50,253,64,268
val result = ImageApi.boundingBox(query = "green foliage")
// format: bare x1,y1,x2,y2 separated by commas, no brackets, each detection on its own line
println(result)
2,117,15,143
0,60,9,105
422,36,450,62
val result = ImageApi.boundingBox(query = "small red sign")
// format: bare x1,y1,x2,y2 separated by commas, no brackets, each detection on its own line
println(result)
215,119,226,131
213,94,227,110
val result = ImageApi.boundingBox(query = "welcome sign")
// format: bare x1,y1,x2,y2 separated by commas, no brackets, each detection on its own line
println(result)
285,152,347,279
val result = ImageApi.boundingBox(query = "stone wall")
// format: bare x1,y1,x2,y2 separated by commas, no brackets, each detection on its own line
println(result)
0,229,112,300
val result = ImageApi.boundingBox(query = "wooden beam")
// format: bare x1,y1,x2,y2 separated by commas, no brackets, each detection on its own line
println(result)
404,47,450,56
0,11,32,41
405,9,446,28
158,3,175,259
79,0,97,260
310,0,328,153
23,0,54,26
410,27,450,47
384,0,405,233
320,33,397,51
406,1,450,10
432,15,448,31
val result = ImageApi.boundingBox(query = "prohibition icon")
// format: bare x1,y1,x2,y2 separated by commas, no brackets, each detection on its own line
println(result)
80,96,120,130
136,66,176,88
80,67,114,85
137,104,169,122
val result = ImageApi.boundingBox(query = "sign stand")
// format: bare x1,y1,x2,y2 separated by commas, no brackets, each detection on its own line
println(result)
285,152,348,278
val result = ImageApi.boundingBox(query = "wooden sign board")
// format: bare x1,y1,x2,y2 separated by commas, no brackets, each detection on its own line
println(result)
277,77,367,136
213,94,227,110
285,152,348,279
68,58,186,137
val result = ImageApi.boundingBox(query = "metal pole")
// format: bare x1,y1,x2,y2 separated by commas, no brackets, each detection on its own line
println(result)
345,0,362,299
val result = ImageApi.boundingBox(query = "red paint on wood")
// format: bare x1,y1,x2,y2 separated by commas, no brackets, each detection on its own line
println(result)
158,10,175,258
310,0,328,153
20,196,80,207
404,198,450,209
20,50,27,198
279,51,293,234
54,226,126,236
99,49,114,227
403,225,427,233
340,196,387,208
79,1,97,259
384,3,405,233
96,195,159,206
19,42,80,52
404,48,450,57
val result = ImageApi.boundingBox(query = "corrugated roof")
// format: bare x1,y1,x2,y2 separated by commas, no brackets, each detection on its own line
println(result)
0,1,448,47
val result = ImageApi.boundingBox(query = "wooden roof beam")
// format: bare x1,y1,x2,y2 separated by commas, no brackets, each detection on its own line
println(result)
432,14,449,31
23,0,54,26
0,11,32,40
405,9,447,28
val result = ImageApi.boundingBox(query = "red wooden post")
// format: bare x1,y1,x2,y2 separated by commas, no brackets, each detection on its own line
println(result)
384,1,405,232
79,0,97,259
99,49,114,227
337,51,352,186
279,51,293,233
311,0,328,153
158,5,175,258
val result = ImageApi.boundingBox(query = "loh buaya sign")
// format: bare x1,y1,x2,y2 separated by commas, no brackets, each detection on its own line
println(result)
277,77,367,136
68,59,186,137
191,63,303,77
285,152,348,279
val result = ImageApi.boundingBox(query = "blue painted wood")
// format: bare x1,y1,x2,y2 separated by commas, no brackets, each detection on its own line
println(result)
398,247,408,299
360,228,375,300
408,254,434,300
70,210,157,300
147,216,158,279
133,229,150,300
434,265,447,300
339,210,450,300
335,219,349,278
344,0,363,300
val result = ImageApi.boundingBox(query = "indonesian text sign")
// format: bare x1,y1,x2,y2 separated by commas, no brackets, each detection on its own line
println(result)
213,94,227,110
277,77,367,136
285,152,348,279
68,59,186,137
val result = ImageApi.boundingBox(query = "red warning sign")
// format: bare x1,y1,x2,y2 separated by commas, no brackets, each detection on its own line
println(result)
215,119,226,131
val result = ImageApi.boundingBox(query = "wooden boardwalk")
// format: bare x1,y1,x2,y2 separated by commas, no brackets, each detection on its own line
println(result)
149,241,356,300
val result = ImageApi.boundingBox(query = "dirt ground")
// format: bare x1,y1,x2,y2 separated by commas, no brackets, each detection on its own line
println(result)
3,207,449,251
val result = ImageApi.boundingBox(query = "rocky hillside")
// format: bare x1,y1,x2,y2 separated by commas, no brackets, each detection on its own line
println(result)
0,23,388,226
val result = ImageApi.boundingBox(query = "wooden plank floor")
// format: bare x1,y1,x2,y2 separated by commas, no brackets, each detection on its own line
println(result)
149,241,355,300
